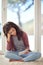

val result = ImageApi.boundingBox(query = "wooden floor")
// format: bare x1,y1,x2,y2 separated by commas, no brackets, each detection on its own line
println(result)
0,55,43,65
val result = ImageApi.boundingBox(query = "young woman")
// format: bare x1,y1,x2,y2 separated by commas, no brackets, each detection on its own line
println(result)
3,22,41,62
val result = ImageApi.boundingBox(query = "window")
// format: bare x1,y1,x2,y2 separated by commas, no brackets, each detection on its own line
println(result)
41,0,43,57
7,0,35,51
1,0,42,56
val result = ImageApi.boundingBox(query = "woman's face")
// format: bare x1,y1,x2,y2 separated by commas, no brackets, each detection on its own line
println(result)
8,27,17,36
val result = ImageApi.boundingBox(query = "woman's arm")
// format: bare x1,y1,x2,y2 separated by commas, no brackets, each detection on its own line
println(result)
23,32,30,50
19,32,32,55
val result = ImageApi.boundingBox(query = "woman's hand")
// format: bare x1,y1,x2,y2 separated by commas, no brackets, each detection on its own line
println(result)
23,48,29,54
7,33,11,42
24,50,29,54
19,48,29,55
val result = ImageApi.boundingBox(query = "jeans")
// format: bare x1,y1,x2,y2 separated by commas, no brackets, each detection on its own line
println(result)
5,51,41,62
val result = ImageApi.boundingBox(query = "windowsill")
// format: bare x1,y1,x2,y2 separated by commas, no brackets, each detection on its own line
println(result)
0,51,4,55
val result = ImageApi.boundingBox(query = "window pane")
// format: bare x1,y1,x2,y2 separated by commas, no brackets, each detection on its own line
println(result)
41,0,43,57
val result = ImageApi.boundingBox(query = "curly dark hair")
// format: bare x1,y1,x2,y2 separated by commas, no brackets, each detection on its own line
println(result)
3,21,23,40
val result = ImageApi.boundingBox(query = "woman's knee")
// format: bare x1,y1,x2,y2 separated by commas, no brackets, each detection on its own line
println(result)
36,52,41,58
5,52,11,58
4,51,16,58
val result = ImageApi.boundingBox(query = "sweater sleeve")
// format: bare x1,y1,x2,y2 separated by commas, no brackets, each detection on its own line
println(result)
23,32,30,50
7,40,15,51
7,41,12,51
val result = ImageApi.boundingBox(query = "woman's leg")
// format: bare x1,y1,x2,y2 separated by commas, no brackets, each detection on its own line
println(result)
22,52,41,62
5,51,23,60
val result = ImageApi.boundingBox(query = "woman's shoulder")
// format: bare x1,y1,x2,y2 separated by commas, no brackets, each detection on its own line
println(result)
22,31,27,38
